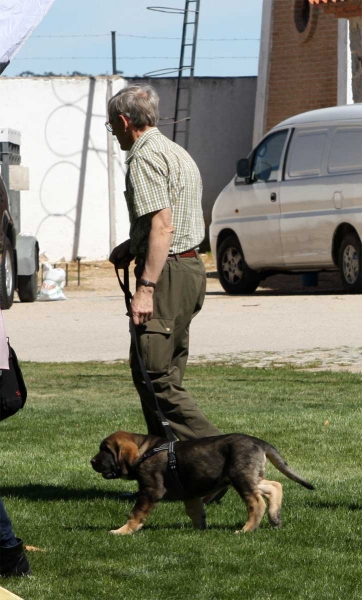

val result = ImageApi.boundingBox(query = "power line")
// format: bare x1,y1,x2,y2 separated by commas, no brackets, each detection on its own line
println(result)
30,33,260,41
13,56,259,61
31,34,109,38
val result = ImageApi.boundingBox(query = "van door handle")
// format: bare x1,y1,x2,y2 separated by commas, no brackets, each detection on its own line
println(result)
270,192,277,202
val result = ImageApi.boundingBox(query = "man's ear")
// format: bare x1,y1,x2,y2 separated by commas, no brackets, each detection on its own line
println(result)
119,113,130,130
117,441,140,473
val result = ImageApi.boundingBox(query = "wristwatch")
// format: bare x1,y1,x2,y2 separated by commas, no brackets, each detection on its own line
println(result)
137,277,156,289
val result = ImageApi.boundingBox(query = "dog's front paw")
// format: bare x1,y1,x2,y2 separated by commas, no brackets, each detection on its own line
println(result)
109,525,134,535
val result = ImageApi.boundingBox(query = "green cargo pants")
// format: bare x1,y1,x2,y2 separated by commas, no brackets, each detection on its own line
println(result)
131,254,222,441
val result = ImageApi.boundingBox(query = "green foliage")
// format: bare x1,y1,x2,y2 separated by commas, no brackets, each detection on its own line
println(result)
1,363,361,599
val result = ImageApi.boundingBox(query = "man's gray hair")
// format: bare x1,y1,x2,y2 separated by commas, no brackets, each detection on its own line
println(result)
108,84,159,128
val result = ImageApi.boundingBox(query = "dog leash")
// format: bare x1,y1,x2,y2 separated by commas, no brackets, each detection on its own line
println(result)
115,266,176,440
115,266,184,490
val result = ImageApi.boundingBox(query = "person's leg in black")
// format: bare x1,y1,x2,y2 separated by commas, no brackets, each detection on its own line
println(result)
0,497,31,577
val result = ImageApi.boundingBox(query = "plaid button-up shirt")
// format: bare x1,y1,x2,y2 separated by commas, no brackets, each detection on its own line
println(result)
124,128,205,258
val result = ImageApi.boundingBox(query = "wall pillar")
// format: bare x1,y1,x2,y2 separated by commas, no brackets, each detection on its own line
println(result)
253,0,274,146
349,15,362,101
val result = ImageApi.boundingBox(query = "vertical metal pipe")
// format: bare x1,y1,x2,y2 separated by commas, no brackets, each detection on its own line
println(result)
106,79,117,254
77,257,81,286
72,77,95,260
111,31,117,75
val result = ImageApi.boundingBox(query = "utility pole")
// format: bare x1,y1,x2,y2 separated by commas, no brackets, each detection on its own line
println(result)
106,80,116,254
111,31,117,75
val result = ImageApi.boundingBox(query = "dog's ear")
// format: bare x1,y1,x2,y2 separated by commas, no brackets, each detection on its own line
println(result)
116,439,140,475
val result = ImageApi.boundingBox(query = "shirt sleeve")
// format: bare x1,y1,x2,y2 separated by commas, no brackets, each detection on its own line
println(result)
128,154,170,218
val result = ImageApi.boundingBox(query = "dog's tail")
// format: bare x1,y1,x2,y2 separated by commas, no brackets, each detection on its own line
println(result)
264,443,314,490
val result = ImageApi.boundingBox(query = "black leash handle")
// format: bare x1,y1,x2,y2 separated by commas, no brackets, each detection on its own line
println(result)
115,265,177,443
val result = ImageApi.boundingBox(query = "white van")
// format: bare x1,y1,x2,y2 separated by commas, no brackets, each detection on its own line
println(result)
210,104,362,294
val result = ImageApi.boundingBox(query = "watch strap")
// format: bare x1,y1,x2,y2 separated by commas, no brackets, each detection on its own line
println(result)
137,277,156,289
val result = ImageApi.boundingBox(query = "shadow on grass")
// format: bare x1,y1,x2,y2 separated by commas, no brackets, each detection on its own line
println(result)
1,484,134,502
61,523,242,533
3,486,361,514
2,485,188,505
305,498,361,511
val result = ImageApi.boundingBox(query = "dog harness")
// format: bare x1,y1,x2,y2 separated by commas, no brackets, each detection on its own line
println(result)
139,441,184,491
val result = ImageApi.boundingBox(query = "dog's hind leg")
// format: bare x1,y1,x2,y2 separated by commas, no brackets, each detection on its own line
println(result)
184,498,206,530
258,479,283,528
233,485,266,533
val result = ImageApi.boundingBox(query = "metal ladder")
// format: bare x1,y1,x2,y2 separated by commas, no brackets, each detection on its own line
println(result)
146,1,201,150
172,0,201,150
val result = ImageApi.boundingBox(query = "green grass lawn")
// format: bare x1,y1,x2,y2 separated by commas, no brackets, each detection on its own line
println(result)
1,363,361,600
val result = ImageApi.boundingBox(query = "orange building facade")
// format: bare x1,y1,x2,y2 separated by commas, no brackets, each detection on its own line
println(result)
253,0,351,144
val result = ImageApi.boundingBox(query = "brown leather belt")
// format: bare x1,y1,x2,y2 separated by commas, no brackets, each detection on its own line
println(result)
168,250,197,259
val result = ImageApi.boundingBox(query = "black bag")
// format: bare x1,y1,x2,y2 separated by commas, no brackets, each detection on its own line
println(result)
0,343,27,421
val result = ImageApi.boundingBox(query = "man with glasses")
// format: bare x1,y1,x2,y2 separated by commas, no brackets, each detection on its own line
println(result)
107,84,222,446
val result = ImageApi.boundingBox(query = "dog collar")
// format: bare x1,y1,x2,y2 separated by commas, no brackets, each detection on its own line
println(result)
139,442,170,463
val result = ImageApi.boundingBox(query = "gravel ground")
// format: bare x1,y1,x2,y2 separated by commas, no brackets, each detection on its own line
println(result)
3,258,362,371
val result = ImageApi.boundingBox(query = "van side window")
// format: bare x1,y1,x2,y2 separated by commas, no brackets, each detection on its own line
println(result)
328,128,362,174
251,131,288,183
287,129,328,178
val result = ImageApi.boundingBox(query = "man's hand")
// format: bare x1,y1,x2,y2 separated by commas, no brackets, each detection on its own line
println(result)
109,239,134,269
131,287,154,325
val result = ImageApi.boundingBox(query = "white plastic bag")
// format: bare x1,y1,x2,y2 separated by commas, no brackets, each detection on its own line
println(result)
37,262,67,301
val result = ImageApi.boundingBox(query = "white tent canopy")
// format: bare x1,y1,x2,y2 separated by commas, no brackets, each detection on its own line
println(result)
0,0,55,72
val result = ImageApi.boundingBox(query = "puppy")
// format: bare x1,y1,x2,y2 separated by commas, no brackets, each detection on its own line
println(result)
91,430,314,535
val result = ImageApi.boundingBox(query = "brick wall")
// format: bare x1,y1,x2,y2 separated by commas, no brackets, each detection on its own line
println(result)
265,0,339,130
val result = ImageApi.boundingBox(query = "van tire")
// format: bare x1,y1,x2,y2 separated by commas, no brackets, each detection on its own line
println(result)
338,232,362,293
17,271,38,302
217,235,260,294
0,237,15,309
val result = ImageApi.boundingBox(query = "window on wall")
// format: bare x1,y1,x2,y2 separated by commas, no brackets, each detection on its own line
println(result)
293,0,318,43
328,129,362,174
287,129,328,178
294,0,310,33
252,131,288,183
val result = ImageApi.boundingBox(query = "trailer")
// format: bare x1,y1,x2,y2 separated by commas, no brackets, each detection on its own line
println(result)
0,128,39,309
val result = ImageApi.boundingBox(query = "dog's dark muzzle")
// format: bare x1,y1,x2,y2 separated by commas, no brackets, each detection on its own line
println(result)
101,471,119,480
90,456,122,479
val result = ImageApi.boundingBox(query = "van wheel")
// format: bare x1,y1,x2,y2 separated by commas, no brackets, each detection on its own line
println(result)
217,235,260,294
17,271,38,302
338,232,362,293
0,237,15,309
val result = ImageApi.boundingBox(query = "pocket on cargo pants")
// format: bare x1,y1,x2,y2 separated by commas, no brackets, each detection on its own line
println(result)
130,318,174,374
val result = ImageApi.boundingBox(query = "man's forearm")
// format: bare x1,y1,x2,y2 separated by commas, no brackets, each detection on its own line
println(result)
141,223,173,284
131,209,173,325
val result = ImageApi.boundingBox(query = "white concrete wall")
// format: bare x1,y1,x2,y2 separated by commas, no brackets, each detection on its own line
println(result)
0,75,129,261
0,75,256,258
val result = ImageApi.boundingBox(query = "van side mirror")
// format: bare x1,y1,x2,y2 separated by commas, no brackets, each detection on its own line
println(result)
236,158,250,179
